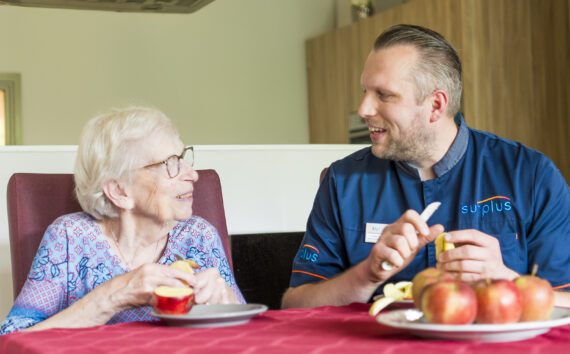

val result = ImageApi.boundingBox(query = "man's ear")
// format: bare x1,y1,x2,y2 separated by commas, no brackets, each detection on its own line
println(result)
102,179,134,210
429,89,449,123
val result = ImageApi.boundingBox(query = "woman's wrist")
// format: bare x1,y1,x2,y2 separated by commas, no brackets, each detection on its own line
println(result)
90,276,128,316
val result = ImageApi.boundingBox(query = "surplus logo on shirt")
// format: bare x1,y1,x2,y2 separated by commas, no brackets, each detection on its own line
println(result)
460,195,512,218
297,244,320,263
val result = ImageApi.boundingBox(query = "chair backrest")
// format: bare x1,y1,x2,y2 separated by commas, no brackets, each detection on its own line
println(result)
7,169,231,300
319,167,328,184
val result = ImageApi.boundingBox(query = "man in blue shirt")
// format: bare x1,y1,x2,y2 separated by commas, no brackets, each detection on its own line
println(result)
282,24,570,308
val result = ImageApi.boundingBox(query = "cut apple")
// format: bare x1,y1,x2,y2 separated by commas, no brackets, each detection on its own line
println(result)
153,286,195,315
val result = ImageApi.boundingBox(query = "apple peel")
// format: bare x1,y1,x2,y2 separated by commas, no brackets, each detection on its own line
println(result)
369,281,414,317
369,296,397,316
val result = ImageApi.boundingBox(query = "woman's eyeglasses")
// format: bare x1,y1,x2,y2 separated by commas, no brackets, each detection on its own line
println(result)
142,146,194,178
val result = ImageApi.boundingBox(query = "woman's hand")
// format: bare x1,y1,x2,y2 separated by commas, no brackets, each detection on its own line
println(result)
190,268,238,305
24,263,195,331
109,263,196,311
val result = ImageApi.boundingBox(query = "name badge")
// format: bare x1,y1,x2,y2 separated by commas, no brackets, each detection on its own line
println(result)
365,223,388,243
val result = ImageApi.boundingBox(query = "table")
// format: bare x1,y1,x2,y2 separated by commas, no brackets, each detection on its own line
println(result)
1,304,569,354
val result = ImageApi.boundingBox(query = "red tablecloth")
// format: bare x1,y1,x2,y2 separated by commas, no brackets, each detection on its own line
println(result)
1,304,569,354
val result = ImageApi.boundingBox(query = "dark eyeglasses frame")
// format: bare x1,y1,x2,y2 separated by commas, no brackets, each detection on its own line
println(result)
142,146,194,178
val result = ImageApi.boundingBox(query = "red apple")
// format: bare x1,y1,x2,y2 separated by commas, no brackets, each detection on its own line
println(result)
153,286,195,315
474,279,522,324
514,275,555,321
411,268,454,309
421,279,477,324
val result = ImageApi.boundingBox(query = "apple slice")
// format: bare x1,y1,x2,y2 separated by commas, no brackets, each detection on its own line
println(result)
153,286,195,315
435,233,455,259
170,259,199,286
171,259,199,274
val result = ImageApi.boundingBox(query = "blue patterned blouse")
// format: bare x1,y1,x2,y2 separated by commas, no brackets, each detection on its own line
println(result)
0,212,244,335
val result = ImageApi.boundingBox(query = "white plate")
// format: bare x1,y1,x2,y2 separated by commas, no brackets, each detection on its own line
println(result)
376,307,570,342
152,304,268,328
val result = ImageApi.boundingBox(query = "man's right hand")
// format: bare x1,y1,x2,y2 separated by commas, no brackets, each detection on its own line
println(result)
365,210,444,283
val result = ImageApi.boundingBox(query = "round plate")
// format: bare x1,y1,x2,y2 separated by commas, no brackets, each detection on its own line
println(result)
152,304,268,328
376,307,570,342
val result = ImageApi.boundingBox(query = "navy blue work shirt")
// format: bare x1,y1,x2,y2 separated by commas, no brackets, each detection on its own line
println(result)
290,115,570,298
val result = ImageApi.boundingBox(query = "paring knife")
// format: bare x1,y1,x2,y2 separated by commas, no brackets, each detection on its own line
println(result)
380,201,442,271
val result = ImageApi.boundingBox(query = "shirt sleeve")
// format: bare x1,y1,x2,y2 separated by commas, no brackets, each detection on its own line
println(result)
289,165,349,287
184,217,246,304
526,156,570,290
1,224,68,335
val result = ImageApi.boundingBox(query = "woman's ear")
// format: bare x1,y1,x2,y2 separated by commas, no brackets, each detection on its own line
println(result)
429,89,449,123
102,179,135,210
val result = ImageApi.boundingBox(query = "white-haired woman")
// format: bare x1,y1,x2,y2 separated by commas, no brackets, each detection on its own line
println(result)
1,107,244,334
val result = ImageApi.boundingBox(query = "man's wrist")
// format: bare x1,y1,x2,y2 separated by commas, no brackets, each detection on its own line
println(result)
351,259,385,297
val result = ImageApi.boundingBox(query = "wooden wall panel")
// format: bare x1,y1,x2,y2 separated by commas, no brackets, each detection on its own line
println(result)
306,0,569,180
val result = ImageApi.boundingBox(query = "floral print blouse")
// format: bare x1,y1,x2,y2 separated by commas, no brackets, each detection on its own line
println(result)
0,212,244,335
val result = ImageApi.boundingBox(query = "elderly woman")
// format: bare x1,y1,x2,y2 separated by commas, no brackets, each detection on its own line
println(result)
0,107,244,334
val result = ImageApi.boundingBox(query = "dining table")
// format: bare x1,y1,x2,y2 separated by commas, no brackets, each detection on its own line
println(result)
1,303,569,354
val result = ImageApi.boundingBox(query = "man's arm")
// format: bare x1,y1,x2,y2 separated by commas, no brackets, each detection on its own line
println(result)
282,260,381,308
554,291,570,308
283,215,444,309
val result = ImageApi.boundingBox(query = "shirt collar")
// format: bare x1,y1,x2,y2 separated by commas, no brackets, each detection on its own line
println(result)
397,112,469,178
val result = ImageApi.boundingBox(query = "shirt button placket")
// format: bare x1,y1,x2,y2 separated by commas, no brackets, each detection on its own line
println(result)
422,180,438,267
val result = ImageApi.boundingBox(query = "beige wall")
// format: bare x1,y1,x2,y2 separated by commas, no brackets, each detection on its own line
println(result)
0,145,365,322
0,0,335,145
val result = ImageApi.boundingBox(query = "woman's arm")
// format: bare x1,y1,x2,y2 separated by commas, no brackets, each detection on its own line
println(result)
23,263,195,332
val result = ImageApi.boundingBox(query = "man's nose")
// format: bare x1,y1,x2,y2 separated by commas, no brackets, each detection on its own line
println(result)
357,94,377,119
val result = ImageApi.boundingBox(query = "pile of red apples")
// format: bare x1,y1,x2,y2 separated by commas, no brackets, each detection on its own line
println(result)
411,267,555,325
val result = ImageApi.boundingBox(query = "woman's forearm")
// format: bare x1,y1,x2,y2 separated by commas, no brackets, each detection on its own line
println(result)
24,277,125,332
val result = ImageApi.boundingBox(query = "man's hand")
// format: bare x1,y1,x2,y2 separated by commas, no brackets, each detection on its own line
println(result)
366,210,444,283
437,230,519,281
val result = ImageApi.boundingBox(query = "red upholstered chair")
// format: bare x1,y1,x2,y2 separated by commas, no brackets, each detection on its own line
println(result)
319,167,328,183
7,169,231,300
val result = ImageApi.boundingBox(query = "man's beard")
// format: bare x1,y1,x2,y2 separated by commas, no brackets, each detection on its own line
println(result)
371,115,435,163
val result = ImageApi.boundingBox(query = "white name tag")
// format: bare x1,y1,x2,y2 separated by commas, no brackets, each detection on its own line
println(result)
365,223,388,243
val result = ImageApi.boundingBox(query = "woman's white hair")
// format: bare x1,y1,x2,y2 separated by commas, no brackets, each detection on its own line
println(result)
74,106,179,220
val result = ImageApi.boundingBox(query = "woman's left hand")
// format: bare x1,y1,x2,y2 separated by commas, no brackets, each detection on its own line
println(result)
190,268,239,305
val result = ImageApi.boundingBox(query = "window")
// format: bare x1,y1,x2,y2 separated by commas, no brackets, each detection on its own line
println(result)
0,74,22,145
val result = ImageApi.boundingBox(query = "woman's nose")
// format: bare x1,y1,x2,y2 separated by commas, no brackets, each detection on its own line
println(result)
180,161,199,182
